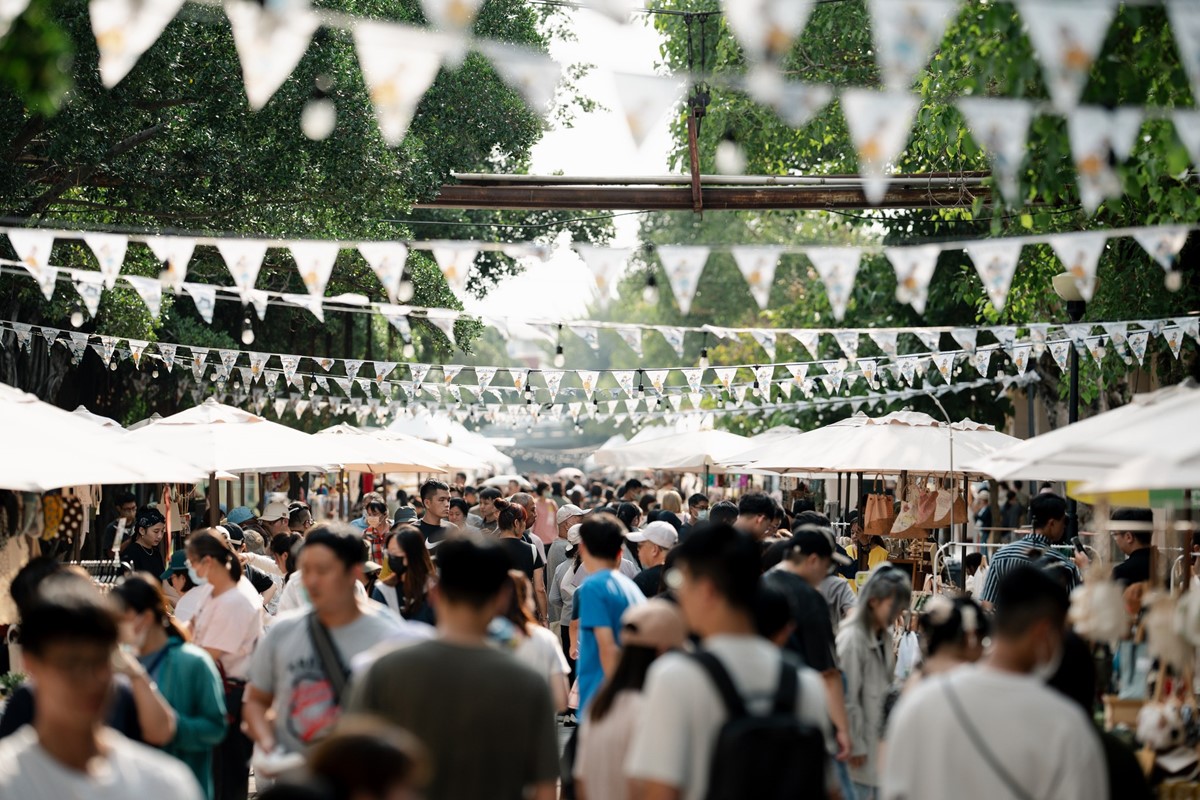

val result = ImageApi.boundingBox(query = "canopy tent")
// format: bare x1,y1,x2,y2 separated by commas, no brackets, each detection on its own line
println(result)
334,425,490,472
385,411,513,473
0,384,205,491
482,474,533,490
594,429,753,472
726,411,1022,475
1076,452,1200,497
73,405,122,428
312,425,448,474
555,467,587,483
963,380,1200,484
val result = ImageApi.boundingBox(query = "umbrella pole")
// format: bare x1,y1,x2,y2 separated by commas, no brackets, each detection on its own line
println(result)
836,473,843,521
207,473,219,527
340,469,348,520
240,473,246,507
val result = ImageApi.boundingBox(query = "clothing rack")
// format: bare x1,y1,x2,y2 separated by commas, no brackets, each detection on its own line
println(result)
71,560,131,588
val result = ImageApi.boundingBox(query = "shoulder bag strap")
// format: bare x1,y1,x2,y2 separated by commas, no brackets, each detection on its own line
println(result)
772,657,799,715
307,612,350,704
691,651,748,719
940,678,1035,800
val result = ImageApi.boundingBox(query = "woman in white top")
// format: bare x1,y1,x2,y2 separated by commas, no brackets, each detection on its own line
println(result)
187,530,263,800
500,570,569,712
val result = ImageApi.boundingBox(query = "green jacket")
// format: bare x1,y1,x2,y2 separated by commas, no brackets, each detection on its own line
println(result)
148,636,227,800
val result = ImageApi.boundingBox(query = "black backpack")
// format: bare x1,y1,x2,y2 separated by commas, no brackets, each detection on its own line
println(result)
692,651,828,800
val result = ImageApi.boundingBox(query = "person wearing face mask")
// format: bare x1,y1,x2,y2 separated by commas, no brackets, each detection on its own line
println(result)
882,566,1107,800
361,500,390,566
371,528,437,625
122,506,168,578
679,493,709,538
979,493,1082,609
112,574,227,799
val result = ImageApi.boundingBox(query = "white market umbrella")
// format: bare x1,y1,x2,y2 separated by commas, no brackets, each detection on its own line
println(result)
555,467,587,483
127,398,329,474
483,474,532,490
73,405,122,428
0,383,205,491
964,381,1200,483
1078,452,1200,495
595,429,753,473
728,411,1021,475
359,426,490,471
313,425,447,473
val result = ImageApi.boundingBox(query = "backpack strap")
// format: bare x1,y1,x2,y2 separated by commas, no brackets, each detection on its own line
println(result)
691,651,748,719
772,658,799,715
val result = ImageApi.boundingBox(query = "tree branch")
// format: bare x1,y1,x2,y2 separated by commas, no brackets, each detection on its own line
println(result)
30,123,165,214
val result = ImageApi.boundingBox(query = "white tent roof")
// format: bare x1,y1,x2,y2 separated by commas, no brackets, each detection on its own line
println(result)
0,384,205,491
312,425,448,473
595,429,753,472
73,405,122,428
728,411,1021,475
333,424,489,472
385,412,513,473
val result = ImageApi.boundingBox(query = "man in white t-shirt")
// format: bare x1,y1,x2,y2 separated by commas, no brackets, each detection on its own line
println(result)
626,523,830,800
0,576,202,799
882,565,1108,800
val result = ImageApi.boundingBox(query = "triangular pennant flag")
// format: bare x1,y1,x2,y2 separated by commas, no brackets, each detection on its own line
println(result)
88,0,185,87
1012,343,1032,373
658,326,687,358
991,326,1018,353
344,359,364,383
279,355,300,383
972,348,993,376
374,362,398,384
542,369,565,400
568,323,601,351
1063,323,1092,348
225,0,319,110
419,0,484,31
898,356,918,385
411,364,432,386
616,326,643,357
574,245,630,307
37,326,55,349
868,330,898,358
1170,1,1200,112
869,0,957,91
280,292,325,322
731,245,783,310
931,351,955,381
787,364,809,385
272,398,289,418
965,240,1022,312
356,242,409,303
430,245,477,296
67,334,88,365
83,233,128,289
482,41,561,112
725,0,815,65
885,244,941,314
658,245,710,316
1084,337,1106,365
913,330,941,352
733,385,749,405
353,22,444,145
714,367,737,393
237,366,254,386
1101,322,1128,359
289,241,340,300
74,272,106,318
612,73,684,147
751,330,777,361
744,70,834,128
94,336,118,366
1138,319,1163,337
475,366,496,390
437,364,460,384
216,239,267,301
293,399,310,418
1164,325,1186,360
1067,107,1143,213
1028,323,1049,356
248,352,268,382
333,377,352,396
316,357,335,372
807,247,862,321
6,228,55,275
688,392,704,409
156,343,176,372
840,89,919,205
182,282,217,324
1016,0,1118,113
668,394,685,412
1128,330,1149,366
145,235,194,292
682,368,703,394
127,339,147,367
509,368,529,392
1175,316,1200,343
833,331,859,364
356,377,374,396
218,349,239,376
753,364,774,391
264,370,281,392
122,275,162,318
1049,339,1072,371
786,330,818,360
613,370,636,398
957,98,1035,204
1049,231,1108,302
8,323,31,351
951,328,977,353
859,358,878,385
576,370,599,396
32,265,58,301
447,383,462,403
189,347,210,381
1133,225,1190,273
645,369,670,395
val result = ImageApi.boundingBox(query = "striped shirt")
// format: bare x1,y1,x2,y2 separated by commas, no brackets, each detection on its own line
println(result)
979,534,1080,604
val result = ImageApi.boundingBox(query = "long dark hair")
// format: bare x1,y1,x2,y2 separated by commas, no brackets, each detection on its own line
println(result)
588,644,660,722
502,570,538,637
270,532,303,576
112,572,190,642
186,530,243,583
391,528,434,617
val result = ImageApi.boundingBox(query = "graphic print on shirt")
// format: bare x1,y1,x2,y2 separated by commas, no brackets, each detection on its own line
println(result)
285,656,340,745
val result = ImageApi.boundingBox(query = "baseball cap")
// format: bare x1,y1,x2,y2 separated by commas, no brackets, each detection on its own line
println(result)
621,599,686,650
627,520,678,549
260,501,290,522
227,506,255,526
363,560,383,575
394,507,418,525
787,525,853,566
649,510,682,531
160,550,189,582
556,504,591,526
567,523,583,546
221,522,245,544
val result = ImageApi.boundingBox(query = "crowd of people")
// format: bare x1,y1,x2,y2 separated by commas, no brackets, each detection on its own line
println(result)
0,471,1155,800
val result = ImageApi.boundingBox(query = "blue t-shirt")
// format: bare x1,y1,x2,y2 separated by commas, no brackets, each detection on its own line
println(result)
573,569,645,712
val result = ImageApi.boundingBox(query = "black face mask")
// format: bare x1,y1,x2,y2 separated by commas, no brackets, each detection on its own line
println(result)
388,556,407,577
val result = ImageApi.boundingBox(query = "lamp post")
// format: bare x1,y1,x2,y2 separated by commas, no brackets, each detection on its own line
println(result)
1052,272,1088,538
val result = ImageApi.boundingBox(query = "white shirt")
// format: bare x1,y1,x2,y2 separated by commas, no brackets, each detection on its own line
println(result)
575,689,643,800
625,635,830,800
276,571,367,616
882,664,1109,800
173,577,263,626
190,585,263,680
512,624,570,689
0,726,203,799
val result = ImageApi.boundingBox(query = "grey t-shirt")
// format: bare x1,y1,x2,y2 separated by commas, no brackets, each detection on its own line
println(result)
346,639,559,800
818,575,857,631
248,606,413,754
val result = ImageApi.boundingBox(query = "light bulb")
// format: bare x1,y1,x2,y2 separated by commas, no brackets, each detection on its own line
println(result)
715,139,748,175
70,309,84,328
402,343,415,359
109,360,118,371
151,368,160,378
698,349,709,370
397,279,415,302
301,97,337,141
241,310,255,345
1166,270,1183,292
310,381,318,394
553,345,565,368
642,275,659,304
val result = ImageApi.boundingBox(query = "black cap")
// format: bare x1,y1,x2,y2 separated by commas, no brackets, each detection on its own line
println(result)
221,522,245,543
649,510,682,532
790,525,852,566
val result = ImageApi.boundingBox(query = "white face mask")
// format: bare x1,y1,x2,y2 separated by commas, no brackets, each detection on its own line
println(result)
1031,639,1064,683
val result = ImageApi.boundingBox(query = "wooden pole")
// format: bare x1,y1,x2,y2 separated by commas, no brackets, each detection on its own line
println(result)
207,473,219,527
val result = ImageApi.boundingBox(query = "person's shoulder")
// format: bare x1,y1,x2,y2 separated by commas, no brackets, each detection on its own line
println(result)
106,729,203,793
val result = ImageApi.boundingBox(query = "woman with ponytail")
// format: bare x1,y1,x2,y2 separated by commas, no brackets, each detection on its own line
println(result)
494,499,549,623
113,573,228,799
186,529,263,800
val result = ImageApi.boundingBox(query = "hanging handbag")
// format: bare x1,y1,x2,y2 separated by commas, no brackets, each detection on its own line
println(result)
864,491,896,536
890,480,923,538
921,482,969,530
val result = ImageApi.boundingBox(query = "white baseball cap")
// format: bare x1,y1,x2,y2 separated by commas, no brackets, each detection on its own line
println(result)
259,500,290,522
626,520,677,549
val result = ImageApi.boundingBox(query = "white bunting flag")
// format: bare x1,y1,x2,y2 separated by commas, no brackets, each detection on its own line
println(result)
612,73,684,147
343,359,363,383
682,368,703,394
616,326,643,357
67,334,88,364
509,368,529,392
753,364,774,391
1067,107,1143,213
568,324,601,351
1138,319,1164,337
840,89,919,204
932,351,955,381
330,377,350,396
951,328,978,353
316,357,335,372
0,1,29,38
1170,2,1200,109
1084,337,1106,365
790,329,820,359
73,272,104,318
94,336,118,366
225,0,318,110
1133,225,1190,274
833,330,859,363
869,330,899,358
1127,330,1149,366
1063,324,1092,350
278,354,299,383
32,265,57,301
1049,339,1072,371
123,275,162,318
447,384,462,403
290,241,340,300
576,370,599,396
281,292,325,322
992,326,1018,354
645,369,670,395
869,0,957,91
125,339,146,367
965,240,1022,312
1028,323,1049,356
424,312,458,346
575,245,630,307
751,330,777,361
353,22,445,145
356,242,409,303
1164,326,1185,360
972,348,993,376
407,364,429,387
807,247,862,321
264,370,281,392
658,245,710,316
482,41,561,113
542,369,565,400
356,377,374,396
957,97,1035,204
731,245,783,310
1175,316,1200,343
293,399,309,419
898,356,918,385
1049,231,1107,302
613,370,636,398
419,0,484,31
1101,322,1129,360
83,233,127,289
88,0,185,87
248,352,268,382
859,358,878,385
725,0,815,65
189,347,209,381
474,366,496,390
658,327,687,358
373,362,398,385
824,362,845,393
7,228,55,276
668,394,685,412
1016,0,1117,112
733,385,749,405
431,245,477,296
145,235,194,291
915,329,942,352
1012,343,1032,373
216,239,267,301
714,368,737,393
886,245,941,314
744,71,833,128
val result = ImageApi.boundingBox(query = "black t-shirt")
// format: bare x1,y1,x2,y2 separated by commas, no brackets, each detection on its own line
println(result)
634,565,664,598
244,563,275,594
419,519,450,544
497,536,545,581
122,542,165,578
761,570,838,673
1111,548,1151,586
0,679,142,741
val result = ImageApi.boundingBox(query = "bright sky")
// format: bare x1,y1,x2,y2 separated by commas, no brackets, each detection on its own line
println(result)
461,8,675,323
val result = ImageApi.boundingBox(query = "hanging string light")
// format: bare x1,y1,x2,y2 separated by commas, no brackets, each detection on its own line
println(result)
698,331,709,370
554,323,566,368
241,306,255,345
